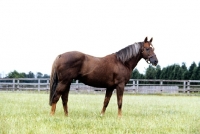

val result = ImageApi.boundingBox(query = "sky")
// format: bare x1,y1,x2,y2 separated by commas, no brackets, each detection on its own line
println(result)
0,0,200,77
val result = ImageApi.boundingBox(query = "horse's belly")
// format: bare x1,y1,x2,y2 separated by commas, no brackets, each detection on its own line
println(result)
79,57,116,88
78,76,113,88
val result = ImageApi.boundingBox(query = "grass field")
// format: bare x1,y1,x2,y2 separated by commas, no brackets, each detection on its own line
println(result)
0,92,200,134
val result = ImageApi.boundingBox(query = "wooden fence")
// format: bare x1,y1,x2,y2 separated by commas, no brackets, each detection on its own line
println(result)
0,78,200,94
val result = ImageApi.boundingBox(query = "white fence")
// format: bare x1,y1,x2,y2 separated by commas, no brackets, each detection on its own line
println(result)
0,78,200,94
0,78,49,92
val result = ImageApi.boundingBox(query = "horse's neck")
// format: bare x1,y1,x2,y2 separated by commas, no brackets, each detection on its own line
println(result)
125,53,142,70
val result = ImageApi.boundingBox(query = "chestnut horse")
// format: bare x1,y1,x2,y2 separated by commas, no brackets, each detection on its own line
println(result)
49,37,158,117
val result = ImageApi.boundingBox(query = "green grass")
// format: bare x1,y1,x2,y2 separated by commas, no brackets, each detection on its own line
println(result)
0,92,200,134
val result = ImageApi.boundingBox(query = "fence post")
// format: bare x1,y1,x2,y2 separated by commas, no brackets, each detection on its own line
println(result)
160,80,163,93
12,79,15,91
38,79,40,92
160,80,163,85
187,81,190,94
183,81,186,93
132,80,135,93
76,80,79,90
136,80,139,93
17,79,19,90
47,79,49,93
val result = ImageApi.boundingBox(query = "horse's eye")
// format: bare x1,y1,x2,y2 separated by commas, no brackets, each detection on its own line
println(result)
146,48,149,51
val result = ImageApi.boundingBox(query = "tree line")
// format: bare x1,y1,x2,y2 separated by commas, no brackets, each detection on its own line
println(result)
5,70,50,78
131,62,200,80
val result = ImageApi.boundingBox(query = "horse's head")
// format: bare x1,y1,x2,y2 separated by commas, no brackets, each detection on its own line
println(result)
141,37,158,66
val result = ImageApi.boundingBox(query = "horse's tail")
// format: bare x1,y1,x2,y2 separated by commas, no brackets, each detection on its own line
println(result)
49,57,58,106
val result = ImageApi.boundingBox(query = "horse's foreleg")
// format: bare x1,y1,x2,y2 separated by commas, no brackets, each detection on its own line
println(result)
61,84,70,116
116,84,124,118
101,88,114,116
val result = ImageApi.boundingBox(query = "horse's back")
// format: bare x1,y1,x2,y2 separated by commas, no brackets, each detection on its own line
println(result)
58,51,85,63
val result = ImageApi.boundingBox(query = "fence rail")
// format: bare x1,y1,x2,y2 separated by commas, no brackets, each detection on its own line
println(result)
0,78,200,94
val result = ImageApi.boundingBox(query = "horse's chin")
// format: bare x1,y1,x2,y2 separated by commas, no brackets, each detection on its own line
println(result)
151,63,157,66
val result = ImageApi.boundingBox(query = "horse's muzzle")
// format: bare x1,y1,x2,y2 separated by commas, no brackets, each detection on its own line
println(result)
149,57,158,66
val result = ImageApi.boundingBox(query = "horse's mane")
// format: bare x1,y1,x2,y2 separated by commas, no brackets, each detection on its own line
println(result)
116,42,142,63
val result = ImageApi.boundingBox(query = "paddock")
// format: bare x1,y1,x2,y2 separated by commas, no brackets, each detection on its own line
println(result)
0,92,199,134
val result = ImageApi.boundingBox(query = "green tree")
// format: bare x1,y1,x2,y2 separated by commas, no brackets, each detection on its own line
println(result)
176,67,184,80
190,67,198,80
7,70,26,78
160,67,168,79
181,62,188,79
170,64,181,80
37,72,43,78
145,65,157,79
196,62,200,80
131,69,140,79
155,65,161,79
26,71,35,78
43,74,50,78
188,62,197,79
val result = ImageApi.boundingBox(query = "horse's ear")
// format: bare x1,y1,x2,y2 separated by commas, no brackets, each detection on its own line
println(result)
150,37,153,43
144,37,148,43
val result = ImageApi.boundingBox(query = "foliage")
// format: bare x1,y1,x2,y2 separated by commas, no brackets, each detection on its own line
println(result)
6,71,50,78
36,72,43,78
132,61,200,80
36,72,50,78
145,65,157,79
131,69,144,79
26,71,35,78
43,74,50,78
7,70,26,78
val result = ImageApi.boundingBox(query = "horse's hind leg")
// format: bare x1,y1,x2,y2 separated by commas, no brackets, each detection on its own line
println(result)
50,83,67,116
50,93,61,115
61,83,70,116
101,88,114,116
